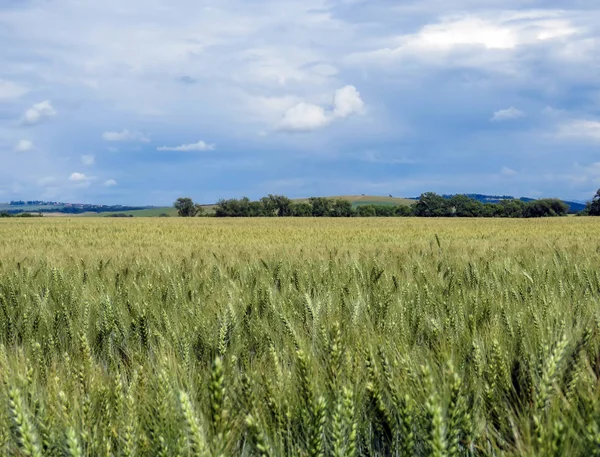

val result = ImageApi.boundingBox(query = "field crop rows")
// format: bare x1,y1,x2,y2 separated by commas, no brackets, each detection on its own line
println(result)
0,218,599,456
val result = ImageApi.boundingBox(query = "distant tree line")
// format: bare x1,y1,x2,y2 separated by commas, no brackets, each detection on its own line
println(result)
9,200,61,206
214,193,570,218
0,212,43,218
2,205,148,215
412,193,570,218
173,191,600,218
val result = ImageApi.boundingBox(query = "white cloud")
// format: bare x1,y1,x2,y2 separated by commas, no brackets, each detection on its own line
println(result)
347,12,583,73
244,95,302,124
333,86,364,118
81,154,95,165
104,179,117,187
491,107,524,122
235,47,337,87
417,17,518,50
14,140,34,153
23,100,56,125
556,120,600,141
279,103,331,132
0,80,29,99
1,1,599,203
157,140,215,151
278,85,364,132
500,166,517,176
68,172,95,188
102,129,150,143
69,172,90,182
0,0,347,126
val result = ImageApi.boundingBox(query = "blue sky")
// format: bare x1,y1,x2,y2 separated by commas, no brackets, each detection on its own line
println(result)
1,0,600,205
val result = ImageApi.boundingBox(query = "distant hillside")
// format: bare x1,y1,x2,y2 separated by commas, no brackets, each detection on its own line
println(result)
293,195,415,207
0,201,156,215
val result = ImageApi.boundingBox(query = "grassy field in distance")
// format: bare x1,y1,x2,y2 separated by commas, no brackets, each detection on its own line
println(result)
82,207,180,217
294,195,416,207
0,217,599,456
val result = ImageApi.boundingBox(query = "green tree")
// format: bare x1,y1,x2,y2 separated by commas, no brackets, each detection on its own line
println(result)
356,205,376,217
588,189,600,216
523,199,568,218
330,199,354,217
174,197,198,217
496,199,526,218
261,195,293,217
395,205,414,217
309,197,333,217
260,195,278,216
215,197,262,217
414,192,449,217
248,201,265,217
291,203,313,217
374,205,395,216
447,194,485,217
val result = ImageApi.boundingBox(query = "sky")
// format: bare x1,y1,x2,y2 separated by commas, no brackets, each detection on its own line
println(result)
1,0,600,205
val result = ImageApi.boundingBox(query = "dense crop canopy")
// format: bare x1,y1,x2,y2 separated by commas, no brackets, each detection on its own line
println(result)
0,218,599,456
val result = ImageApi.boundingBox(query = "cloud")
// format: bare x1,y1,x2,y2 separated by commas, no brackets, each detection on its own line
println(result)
23,100,57,125
68,172,97,188
69,172,91,182
14,140,34,153
500,166,517,176
416,17,518,51
491,107,524,122
346,11,584,76
180,76,197,85
104,179,117,187
556,120,600,141
278,85,364,132
1,2,600,203
68,172,96,188
80,154,95,165
157,140,215,151
102,129,150,143
0,80,29,99
279,103,331,132
333,86,364,118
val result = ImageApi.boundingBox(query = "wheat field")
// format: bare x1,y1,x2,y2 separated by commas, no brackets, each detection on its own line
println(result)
0,217,599,456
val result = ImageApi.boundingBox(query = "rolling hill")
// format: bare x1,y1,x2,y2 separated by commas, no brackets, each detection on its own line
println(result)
293,195,415,207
